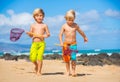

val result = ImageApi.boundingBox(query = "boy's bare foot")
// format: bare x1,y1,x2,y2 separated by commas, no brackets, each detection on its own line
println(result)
36,72,42,76
64,72,71,76
72,73,77,77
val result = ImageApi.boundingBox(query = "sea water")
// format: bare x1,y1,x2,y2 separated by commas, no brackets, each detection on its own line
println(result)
0,49,120,56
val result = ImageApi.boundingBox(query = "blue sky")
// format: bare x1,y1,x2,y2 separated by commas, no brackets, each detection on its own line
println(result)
0,0,120,50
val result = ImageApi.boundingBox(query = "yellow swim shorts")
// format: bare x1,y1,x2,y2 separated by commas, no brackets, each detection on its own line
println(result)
29,41,46,62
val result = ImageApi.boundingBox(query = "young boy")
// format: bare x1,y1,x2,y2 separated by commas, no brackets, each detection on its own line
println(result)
59,10,88,77
26,8,50,75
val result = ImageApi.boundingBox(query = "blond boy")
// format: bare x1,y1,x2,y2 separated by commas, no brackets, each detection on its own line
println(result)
26,8,50,75
59,10,88,76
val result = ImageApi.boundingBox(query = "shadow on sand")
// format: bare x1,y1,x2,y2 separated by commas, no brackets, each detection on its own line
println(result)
42,72,92,77
77,73,92,77
27,71,92,77
42,72,64,75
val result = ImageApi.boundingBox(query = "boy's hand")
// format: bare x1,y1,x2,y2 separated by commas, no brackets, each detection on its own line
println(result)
26,32,33,37
60,42,63,47
84,37,88,43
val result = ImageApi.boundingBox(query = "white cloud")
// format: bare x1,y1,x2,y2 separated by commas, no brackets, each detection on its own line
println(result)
76,10,100,23
7,9,14,15
105,9,120,18
0,14,8,26
80,25,90,31
11,13,33,25
75,10,100,32
0,9,34,26
44,15,64,27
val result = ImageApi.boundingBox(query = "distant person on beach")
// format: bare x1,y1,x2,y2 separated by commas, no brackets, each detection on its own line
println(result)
59,10,88,77
26,8,50,75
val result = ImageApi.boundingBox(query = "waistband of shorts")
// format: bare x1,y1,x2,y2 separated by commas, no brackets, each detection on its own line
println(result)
32,41,45,44
63,41,77,45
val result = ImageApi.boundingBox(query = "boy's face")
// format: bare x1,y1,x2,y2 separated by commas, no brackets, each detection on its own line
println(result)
34,13,44,23
66,18,74,26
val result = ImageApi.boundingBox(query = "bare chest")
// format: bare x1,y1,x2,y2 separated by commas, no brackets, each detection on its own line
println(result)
64,26,76,34
33,25,45,34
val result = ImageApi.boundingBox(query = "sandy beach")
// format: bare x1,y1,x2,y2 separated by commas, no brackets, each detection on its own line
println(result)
0,59,120,82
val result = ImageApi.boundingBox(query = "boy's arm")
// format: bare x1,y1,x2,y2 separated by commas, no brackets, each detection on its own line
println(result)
26,32,42,38
26,25,34,38
59,26,64,46
42,25,50,38
76,25,88,42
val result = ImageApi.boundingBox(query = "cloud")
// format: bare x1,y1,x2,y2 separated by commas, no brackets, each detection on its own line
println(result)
76,10,100,24
104,9,120,18
7,9,14,15
80,25,90,31
0,9,34,26
44,15,64,27
75,10,100,32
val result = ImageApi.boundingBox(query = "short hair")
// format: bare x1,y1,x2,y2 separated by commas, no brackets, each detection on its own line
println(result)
33,8,45,18
64,10,75,20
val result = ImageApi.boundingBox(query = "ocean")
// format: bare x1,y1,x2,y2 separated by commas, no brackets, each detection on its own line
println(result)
0,49,120,56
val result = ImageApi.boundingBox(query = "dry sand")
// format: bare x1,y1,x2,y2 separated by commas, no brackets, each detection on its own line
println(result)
0,59,120,82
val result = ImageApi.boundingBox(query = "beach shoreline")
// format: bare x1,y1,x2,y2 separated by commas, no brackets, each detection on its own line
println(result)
1,52,120,66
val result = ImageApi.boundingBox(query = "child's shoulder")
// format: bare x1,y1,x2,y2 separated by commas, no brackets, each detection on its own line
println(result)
30,23,36,27
30,24,35,28
42,23,48,28
62,23,67,27
73,23,79,28
73,23,78,26
43,23,47,26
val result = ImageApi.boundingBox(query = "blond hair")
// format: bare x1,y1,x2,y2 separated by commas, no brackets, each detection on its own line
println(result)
33,8,45,18
64,10,75,20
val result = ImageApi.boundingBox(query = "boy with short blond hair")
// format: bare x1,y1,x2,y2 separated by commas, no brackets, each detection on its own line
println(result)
26,8,50,75
59,10,88,76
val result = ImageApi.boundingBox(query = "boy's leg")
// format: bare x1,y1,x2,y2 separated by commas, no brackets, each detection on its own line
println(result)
33,62,38,73
29,42,38,73
65,62,71,76
36,60,43,75
71,61,77,76
62,42,71,76
70,44,77,76
36,41,45,75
